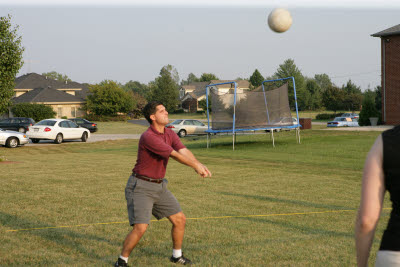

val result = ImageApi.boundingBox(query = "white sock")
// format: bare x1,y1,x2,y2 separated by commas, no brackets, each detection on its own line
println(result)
173,249,182,258
119,255,129,263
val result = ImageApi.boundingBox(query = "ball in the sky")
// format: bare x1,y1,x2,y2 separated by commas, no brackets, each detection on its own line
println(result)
268,8,292,33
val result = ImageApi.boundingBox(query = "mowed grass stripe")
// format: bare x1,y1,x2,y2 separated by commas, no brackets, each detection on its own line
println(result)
6,208,382,232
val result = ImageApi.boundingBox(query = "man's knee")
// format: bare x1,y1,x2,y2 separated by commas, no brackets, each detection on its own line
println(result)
170,212,186,227
132,223,148,236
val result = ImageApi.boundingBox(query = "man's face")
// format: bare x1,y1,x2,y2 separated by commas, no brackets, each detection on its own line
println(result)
150,105,169,126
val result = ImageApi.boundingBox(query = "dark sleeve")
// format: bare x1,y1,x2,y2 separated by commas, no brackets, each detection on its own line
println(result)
170,130,186,151
142,134,173,159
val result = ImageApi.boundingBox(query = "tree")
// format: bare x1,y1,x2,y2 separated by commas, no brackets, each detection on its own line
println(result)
274,59,305,109
302,78,322,110
11,103,56,122
374,85,382,112
342,79,362,95
123,80,149,98
148,65,180,112
249,69,264,88
359,94,379,126
199,73,219,82
86,80,134,116
0,15,24,114
322,85,345,113
41,71,72,82
181,73,199,85
314,73,333,92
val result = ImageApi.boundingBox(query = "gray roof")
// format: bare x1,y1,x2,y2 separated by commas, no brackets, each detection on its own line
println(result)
371,24,400,37
15,73,90,100
13,87,85,104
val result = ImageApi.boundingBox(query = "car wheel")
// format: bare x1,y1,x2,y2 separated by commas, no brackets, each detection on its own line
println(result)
31,139,40,143
18,127,25,133
6,137,19,148
178,129,186,138
54,133,63,144
81,132,88,142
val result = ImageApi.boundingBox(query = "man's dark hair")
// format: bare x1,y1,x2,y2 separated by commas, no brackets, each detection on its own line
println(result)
143,101,164,124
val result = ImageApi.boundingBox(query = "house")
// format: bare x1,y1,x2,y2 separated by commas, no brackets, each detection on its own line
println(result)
179,80,250,113
372,24,400,125
10,73,89,118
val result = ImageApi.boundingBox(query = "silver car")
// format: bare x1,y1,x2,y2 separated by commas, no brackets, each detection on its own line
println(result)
166,119,208,137
0,128,30,148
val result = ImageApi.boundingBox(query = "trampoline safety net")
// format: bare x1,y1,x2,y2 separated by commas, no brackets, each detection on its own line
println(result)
210,83,292,130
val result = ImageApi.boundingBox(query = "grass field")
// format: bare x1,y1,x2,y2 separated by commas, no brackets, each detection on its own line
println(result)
93,121,147,134
0,129,389,266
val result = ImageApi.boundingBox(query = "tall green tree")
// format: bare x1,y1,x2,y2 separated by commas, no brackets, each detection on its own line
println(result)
42,71,71,82
148,65,180,112
314,73,333,92
199,73,219,82
0,15,24,114
123,80,149,98
302,78,322,110
181,73,199,85
274,59,305,109
374,85,382,112
86,80,133,116
249,69,264,88
359,94,379,126
322,85,345,113
342,79,362,94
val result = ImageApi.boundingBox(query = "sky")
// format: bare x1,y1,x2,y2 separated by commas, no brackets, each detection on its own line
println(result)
1,0,399,90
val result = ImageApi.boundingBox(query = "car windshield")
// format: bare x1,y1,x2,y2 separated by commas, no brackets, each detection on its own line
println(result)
171,120,183,125
36,120,57,126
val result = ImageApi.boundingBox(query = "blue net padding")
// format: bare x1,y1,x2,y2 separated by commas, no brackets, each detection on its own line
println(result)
205,124,301,133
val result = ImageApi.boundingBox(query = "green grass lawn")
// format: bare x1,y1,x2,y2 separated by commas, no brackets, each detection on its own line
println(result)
0,129,388,266
93,121,148,134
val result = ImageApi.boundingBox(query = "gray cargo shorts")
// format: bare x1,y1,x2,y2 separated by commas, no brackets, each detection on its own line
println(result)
125,175,182,225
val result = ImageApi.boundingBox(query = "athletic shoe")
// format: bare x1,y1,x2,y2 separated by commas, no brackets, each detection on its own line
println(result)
170,254,192,265
114,258,129,267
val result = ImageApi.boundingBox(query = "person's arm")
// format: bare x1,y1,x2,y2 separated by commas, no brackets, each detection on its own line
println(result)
355,135,385,267
170,148,211,178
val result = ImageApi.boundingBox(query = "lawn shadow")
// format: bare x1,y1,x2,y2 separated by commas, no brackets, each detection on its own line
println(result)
1,211,120,264
219,192,354,210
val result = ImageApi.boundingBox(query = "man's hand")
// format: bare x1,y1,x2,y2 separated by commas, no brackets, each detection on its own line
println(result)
194,163,212,178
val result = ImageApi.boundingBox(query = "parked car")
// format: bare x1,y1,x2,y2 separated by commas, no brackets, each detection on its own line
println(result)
27,119,90,144
341,113,359,119
0,128,30,148
69,118,98,133
0,117,35,133
327,117,359,127
166,119,208,137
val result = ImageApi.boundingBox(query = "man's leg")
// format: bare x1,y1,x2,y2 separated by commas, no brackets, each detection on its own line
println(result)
121,223,148,257
168,212,186,249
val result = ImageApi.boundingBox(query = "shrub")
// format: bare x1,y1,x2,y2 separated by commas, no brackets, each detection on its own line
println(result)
11,103,56,122
61,116,68,119
359,95,380,126
315,113,337,120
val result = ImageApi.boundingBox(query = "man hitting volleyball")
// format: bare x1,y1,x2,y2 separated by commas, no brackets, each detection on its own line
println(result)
114,101,212,266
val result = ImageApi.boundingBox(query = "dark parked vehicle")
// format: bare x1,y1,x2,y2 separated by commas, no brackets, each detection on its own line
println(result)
0,117,35,133
69,118,98,133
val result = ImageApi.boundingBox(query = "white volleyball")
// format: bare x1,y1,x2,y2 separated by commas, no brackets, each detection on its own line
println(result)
268,8,292,33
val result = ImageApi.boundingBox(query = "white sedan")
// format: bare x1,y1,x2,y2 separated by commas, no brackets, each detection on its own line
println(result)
0,128,30,148
166,119,208,137
327,117,359,127
27,119,90,144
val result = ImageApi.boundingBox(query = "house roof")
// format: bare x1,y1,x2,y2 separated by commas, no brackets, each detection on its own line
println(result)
371,24,400,37
210,80,250,88
15,73,90,100
13,87,85,104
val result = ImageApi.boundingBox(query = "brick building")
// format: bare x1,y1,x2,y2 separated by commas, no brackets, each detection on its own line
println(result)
372,24,400,125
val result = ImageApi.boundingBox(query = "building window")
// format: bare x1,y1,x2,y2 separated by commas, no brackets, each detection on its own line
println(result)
71,107,76,118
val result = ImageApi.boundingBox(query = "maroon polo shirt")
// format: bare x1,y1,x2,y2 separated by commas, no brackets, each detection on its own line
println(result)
132,125,186,179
